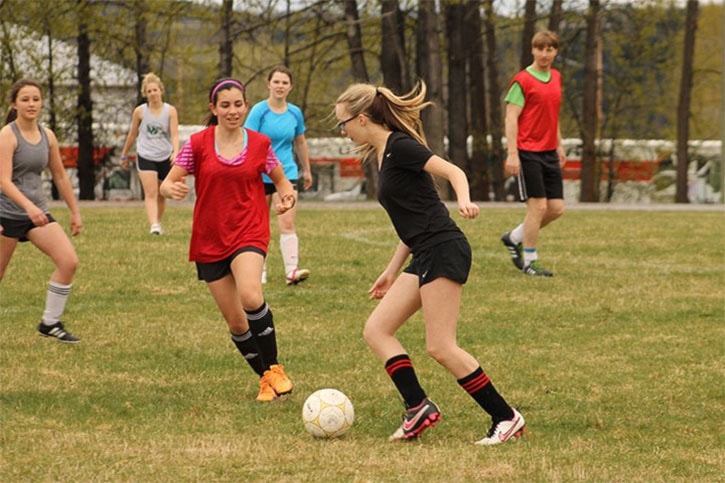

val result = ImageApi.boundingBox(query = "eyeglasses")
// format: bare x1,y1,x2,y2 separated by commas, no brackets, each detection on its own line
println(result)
336,114,357,133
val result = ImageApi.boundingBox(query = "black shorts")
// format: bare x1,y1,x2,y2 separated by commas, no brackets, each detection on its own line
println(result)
137,155,171,181
515,150,563,201
264,182,298,196
0,214,57,242
403,237,471,287
195,246,266,283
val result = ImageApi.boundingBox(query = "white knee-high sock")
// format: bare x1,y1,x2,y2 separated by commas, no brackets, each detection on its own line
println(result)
510,224,525,245
41,281,72,325
280,233,299,275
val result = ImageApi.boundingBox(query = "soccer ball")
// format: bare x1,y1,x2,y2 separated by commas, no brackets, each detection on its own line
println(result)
302,388,354,438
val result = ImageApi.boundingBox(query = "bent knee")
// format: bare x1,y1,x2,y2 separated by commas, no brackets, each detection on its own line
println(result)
426,343,455,365
548,205,565,220
58,253,79,277
363,318,391,347
362,322,378,347
240,292,264,312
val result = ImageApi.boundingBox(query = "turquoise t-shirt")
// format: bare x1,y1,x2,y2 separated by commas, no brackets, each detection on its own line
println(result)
244,100,306,183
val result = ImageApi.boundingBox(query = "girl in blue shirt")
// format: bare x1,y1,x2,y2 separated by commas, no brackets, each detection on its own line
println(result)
245,66,311,286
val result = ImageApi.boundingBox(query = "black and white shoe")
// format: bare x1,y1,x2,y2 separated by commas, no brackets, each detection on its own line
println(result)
522,260,553,277
38,321,80,343
501,232,523,270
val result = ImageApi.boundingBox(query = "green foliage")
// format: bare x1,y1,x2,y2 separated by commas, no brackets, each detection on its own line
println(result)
1,203,723,481
0,1,721,139
599,3,682,139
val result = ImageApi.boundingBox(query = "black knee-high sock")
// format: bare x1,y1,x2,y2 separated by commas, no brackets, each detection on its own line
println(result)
458,367,514,422
230,330,266,376
246,302,278,367
385,354,427,409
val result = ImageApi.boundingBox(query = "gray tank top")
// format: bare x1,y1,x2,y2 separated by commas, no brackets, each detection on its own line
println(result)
0,122,49,220
137,103,173,161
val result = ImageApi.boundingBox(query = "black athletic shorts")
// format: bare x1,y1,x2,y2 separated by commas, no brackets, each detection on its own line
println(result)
137,155,171,181
403,237,471,287
264,182,298,196
0,214,57,242
515,149,563,201
196,246,266,283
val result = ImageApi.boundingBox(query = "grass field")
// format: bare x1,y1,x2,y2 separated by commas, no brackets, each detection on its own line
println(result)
1,202,723,482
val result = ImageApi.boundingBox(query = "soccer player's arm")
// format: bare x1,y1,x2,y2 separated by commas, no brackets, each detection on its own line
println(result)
556,123,566,168
168,105,180,162
369,241,410,300
294,134,312,190
46,128,82,235
424,155,479,220
120,106,142,168
160,141,192,200
504,82,525,177
160,164,189,200
267,146,295,213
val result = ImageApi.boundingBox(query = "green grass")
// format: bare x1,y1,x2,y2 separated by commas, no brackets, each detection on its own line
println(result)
1,203,723,482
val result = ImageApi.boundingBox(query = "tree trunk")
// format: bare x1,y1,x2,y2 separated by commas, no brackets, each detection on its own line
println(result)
676,0,699,203
466,1,489,201
343,0,376,199
219,0,233,78
44,17,60,200
444,1,469,202
548,0,563,33
77,0,95,200
579,0,601,202
722,2,725,203
344,0,368,83
483,0,505,200
380,0,407,94
133,0,150,105
416,0,445,161
520,0,537,69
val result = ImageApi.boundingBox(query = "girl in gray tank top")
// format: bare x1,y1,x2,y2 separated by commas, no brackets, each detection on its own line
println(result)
119,73,179,235
0,78,83,343
0,122,50,219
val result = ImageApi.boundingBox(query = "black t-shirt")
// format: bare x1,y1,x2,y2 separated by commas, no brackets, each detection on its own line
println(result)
377,132,463,253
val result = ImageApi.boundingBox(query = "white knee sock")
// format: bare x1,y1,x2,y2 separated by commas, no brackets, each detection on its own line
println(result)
280,233,299,275
510,224,525,244
41,281,72,325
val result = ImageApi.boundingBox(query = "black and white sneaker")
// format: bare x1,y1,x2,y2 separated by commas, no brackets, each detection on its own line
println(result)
522,260,553,277
38,321,80,343
389,397,441,441
501,232,523,270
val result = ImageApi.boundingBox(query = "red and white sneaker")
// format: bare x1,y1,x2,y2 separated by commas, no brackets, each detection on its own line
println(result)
389,398,441,442
285,268,310,286
475,408,525,445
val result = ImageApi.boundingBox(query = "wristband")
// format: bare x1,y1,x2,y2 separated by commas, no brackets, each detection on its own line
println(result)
120,155,128,161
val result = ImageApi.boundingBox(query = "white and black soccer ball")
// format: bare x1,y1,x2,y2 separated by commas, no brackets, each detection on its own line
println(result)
302,388,354,438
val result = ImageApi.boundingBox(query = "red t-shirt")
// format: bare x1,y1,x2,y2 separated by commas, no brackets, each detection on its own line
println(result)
511,68,561,152
188,127,272,262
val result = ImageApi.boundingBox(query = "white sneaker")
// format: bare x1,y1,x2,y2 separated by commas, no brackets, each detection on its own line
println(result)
285,268,310,285
150,223,163,235
475,408,525,445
